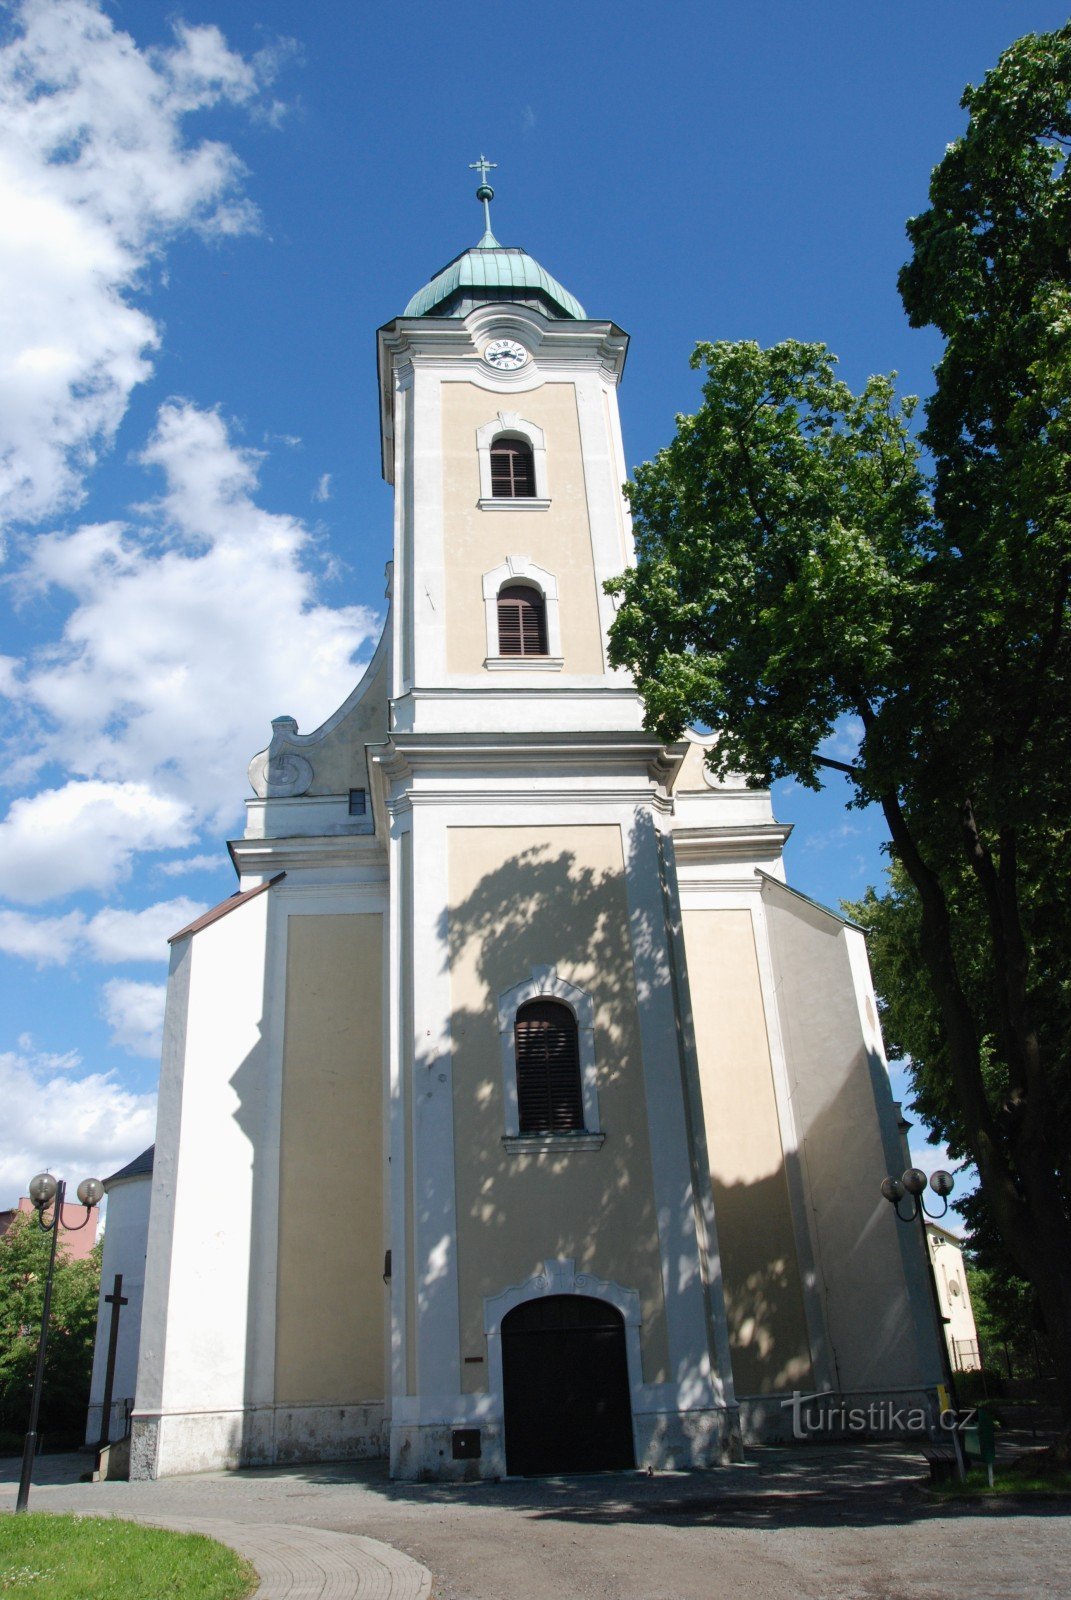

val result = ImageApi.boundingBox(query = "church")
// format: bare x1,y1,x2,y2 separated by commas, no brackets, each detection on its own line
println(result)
122,168,944,1481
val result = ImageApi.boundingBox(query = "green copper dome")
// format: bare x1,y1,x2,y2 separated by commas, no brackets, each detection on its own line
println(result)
403,241,585,320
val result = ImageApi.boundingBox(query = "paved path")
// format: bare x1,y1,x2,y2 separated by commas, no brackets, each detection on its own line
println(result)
2,1444,1068,1600
143,1517,431,1600
0,1458,432,1600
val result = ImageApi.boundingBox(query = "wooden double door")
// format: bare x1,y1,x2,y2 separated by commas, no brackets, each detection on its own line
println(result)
501,1294,635,1476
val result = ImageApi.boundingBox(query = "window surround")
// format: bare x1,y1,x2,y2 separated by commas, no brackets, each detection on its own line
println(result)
482,557,563,670
476,412,550,510
497,966,602,1149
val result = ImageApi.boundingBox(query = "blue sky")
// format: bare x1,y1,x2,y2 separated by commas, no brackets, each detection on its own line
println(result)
2,0,1063,1210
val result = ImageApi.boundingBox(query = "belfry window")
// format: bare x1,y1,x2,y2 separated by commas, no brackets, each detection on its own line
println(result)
490,438,536,498
515,1000,584,1134
497,584,547,657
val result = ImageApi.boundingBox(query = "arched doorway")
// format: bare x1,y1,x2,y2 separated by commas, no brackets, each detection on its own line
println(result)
501,1294,635,1475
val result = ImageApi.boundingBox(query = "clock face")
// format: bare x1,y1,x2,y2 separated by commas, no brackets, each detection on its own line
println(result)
484,338,529,371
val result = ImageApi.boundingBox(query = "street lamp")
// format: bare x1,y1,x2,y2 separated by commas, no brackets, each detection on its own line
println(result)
880,1165,966,1481
15,1171,103,1513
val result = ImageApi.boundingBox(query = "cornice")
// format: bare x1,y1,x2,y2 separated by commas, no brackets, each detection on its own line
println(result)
372,731,683,808
671,821,793,862
385,786,675,814
229,834,387,877
377,306,628,477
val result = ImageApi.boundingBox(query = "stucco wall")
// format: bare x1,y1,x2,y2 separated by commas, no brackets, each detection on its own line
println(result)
446,824,670,1388
300,639,390,796
87,1175,152,1443
275,913,385,1404
141,896,273,1427
763,884,940,1392
440,382,606,676
681,907,813,1395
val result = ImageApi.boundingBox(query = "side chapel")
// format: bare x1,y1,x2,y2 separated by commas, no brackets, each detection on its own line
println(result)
125,168,944,1481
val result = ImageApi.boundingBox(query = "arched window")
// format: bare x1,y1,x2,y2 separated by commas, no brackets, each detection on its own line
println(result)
515,999,583,1133
497,584,547,657
490,437,536,498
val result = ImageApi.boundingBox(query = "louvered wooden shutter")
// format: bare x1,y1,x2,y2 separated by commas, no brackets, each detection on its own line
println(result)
497,585,547,656
515,1000,584,1133
490,439,535,497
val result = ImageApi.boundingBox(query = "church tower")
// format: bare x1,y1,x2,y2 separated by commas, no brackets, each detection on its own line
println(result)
128,167,944,1482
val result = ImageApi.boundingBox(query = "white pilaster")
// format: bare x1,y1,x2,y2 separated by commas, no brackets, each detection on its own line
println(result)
620,808,720,1410
407,804,462,1406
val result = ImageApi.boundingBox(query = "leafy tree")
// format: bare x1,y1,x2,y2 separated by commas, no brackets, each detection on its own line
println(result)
966,1260,1045,1374
607,25,1071,1449
0,1210,101,1445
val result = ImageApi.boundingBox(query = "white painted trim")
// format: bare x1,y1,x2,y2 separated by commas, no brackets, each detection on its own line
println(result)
475,411,549,501
496,966,600,1139
476,497,551,513
620,810,719,1410
483,655,564,672
654,828,738,1408
481,555,562,662
387,818,412,1414
501,1132,605,1154
408,809,462,1403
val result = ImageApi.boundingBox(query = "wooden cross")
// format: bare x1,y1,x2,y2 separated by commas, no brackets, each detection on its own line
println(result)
97,1273,129,1450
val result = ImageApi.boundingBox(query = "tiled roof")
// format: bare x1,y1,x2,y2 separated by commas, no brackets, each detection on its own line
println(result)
104,1144,154,1187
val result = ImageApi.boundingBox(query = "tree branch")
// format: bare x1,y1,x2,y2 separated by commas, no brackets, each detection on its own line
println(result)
813,753,860,776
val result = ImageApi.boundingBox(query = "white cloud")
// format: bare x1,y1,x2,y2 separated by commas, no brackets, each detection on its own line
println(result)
0,907,85,964
0,895,205,964
85,897,206,961
313,472,332,502
0,0,274,535
0,3,377,919
0,1037,156,1206
0,780,192,908
818,715,865,765
156,853,225,877
6,402,379,831
101,977,166,1058
0,780,193,903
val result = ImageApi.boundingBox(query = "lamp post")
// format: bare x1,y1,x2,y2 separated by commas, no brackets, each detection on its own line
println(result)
880,1165,967,1482
15,1170,103,1513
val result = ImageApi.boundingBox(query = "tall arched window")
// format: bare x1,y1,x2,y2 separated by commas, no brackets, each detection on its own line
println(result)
515,999,583,1133
497,584,547,657
490,437,536,498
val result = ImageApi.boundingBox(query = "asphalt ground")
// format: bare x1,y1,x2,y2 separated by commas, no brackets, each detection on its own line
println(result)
2,1441,1068,1600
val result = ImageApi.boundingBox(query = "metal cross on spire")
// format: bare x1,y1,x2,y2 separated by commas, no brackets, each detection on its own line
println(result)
469,154,499,248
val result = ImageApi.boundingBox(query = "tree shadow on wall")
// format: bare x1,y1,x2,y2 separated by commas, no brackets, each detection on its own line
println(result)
431,839,677,1384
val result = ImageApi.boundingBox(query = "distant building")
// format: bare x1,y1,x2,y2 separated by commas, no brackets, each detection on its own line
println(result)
926,1223,981,1373
0,1195,100,1262
85,1146,154,1445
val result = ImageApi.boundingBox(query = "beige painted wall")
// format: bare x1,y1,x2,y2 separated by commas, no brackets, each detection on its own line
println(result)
441,382,606,675
276,914,384,1404
447,824,669,1389
682,908,813,1395
763,887,936,1391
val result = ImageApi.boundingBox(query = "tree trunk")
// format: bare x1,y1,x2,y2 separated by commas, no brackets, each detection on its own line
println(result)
878,789,1071,1455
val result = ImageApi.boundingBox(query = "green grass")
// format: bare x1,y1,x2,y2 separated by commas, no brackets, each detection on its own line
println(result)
0,1514,257,1598
930,1467,1071,1498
